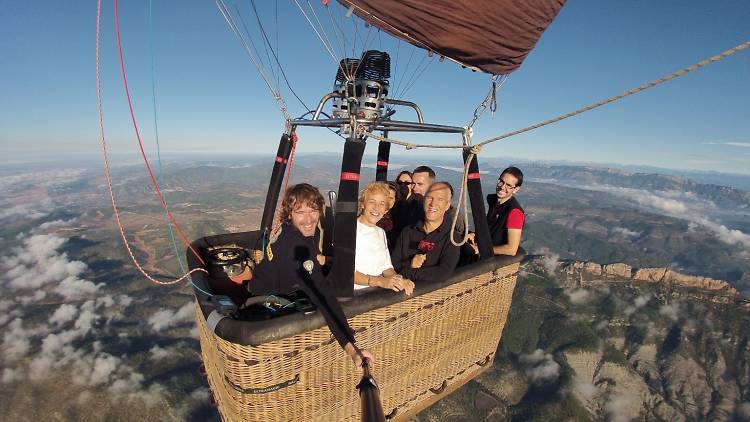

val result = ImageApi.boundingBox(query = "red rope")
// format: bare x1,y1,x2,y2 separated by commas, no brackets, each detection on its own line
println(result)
97,0,206,285
113,0,204,265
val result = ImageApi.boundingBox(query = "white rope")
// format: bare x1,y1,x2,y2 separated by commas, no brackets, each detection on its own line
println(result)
366,39,750,151
476,39,750,147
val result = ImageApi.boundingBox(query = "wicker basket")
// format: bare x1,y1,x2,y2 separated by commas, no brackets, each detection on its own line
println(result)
196,261,519,421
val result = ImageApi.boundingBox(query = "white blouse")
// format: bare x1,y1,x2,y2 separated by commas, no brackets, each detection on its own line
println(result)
354,220,394,290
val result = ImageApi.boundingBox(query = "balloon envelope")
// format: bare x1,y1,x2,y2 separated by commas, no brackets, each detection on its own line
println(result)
338,0,566,75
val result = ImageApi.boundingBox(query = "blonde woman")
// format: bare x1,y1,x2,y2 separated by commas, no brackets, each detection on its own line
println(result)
354,182,415,295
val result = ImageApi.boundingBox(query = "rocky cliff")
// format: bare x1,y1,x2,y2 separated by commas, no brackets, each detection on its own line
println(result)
561,260,742,297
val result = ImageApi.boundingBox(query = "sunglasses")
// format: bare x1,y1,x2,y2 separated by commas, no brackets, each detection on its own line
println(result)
496,179,517,190
397,181,414,186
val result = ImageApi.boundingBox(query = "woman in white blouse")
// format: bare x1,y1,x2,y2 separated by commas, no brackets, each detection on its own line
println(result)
354,182,415,295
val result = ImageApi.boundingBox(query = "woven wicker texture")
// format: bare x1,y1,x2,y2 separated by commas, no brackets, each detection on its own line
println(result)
196,262,519,421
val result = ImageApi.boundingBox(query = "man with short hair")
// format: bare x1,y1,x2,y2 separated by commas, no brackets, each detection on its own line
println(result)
411,165,435,196
391,182,460,283
485,166,525,256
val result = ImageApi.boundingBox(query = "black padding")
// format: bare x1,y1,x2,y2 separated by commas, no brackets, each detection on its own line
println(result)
376,140,390,181
463,150,494,259
260,132,293,236
330,137,366,297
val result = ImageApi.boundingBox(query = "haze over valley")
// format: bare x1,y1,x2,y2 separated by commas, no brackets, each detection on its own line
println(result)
1,154,749,421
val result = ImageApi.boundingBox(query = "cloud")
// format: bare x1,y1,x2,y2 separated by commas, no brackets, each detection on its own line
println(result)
149,345,171,362
566,288,591,305
634,294,651,308
520,349,560,385
573,183,750,250
610,227,640,238
0,169,86,192
0,234,102,300
147,302,195,332
50,303,79,326
738,402,750,419
2,368,20,384
2,318,32,362
534,248,560,274
574,381,599,400
2,234,87,290
605,393,640,422
174,387,210,420
0,199,53,221
624,294,651,317
108,372,167,408
72,352,122,386
703,141,750,148
659,302,681,322
35,218,78,232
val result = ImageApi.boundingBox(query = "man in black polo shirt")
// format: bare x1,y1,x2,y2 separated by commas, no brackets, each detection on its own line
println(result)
391,182,460,283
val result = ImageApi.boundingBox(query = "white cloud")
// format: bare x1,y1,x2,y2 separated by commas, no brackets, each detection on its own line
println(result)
50,303,79,327
703,141,750,148
611,227,640,238
605,393,640,422
575,381,599,400
108,372,167,408
534,248,560,274
72,352,122,386
624,294,651,317
634,294,651,308
174,387,210,420
0,200,53,221
566,288,591,305
147,302,195,332
0,169,86,192
2,318,31,362
149,345,171,362
520,349,560,385
0,234,103,301
574,184,750,250
2,368,20,384
36,218,78,231
659,302,681,322
738,402,750,419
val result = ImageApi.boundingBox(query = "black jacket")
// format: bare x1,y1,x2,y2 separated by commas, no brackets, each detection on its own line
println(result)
249,225,355,348
391,217,460,283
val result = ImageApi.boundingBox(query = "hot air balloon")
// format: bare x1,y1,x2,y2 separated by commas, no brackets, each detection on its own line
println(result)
184,1,565,420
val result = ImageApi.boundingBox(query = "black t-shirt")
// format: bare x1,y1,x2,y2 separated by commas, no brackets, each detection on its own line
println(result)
486,194,524,246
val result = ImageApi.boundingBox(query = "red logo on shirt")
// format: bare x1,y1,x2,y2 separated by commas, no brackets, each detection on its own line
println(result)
417,240,435,252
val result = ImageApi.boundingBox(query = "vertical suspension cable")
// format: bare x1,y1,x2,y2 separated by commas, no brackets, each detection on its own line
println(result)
97,0,207,286
235,4,278,88
325,2,349,67
215,0,290,121
396,53,435,100
148,0,187,275
113,0,205,266
247,0,310,111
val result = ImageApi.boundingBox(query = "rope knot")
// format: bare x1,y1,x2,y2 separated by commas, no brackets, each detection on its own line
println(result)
469,145,482,155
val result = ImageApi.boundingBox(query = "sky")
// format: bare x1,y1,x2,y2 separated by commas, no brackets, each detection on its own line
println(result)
0,0,749,174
